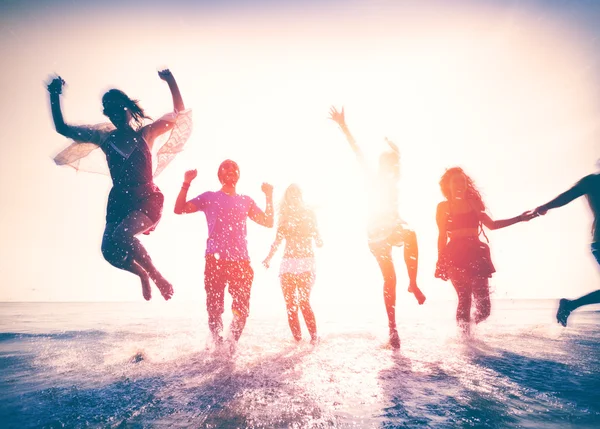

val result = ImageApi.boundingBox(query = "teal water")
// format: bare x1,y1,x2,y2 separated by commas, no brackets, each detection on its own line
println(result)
1,300,599,428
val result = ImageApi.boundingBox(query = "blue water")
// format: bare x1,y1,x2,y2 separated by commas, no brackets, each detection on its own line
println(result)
1,300,599,428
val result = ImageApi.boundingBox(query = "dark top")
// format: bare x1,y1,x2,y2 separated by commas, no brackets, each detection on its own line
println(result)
102,129,153,189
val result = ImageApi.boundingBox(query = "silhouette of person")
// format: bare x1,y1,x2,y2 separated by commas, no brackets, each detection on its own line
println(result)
329,106,425,349
263,184,323,344
436,167,535,334
48,69,190,301
174,161,274,346
532,172,600,327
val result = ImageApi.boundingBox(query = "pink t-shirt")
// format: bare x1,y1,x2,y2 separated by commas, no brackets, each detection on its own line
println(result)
190,191,258,261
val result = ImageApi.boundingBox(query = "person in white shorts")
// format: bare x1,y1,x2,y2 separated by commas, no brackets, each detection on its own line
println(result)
263,184,323,344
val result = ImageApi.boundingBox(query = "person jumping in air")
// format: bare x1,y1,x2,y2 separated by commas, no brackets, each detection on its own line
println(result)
329,106,425,349
532,172,600,327
263,184,323,344
174,161,274,346
48,69,191,301
436,167,535,334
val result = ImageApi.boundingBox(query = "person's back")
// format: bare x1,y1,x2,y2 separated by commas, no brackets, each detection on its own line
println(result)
281,210,318,260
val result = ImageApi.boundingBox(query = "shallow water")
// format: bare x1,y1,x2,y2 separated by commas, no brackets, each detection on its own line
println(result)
1,300,599,428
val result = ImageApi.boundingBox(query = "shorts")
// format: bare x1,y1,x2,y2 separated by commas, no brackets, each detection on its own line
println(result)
368,222,413,259
204,254,254,319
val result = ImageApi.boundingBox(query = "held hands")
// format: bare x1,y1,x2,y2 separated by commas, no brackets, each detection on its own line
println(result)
183,169,197,184
519,210,538,222
328,106,346,127
158,69,174,82
47,76,65,95
533,206,548,217
261,182,274,197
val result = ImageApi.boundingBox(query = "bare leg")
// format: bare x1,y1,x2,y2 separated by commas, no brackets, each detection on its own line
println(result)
109,211,173,300
372,248,400,349
472,277,491,324
402,230,426,305
557,290,600,327
451,279,472,334
297,272,317,343
101,221,152,301
281,274,302,341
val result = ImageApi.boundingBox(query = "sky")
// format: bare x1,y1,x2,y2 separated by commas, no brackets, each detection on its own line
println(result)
0,0,599,308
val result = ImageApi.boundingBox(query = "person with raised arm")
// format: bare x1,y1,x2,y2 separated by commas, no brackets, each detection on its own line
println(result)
263,184,323,344
174,161,274,347
329,106,425,349
48,69,191,301
532,172,600,327
436,167,535,334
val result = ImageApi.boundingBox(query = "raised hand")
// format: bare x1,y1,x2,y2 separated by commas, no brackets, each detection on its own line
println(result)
184,169,198,183
47,76,65,95
261,182,273,196
328,106,346,126
158,69,174,82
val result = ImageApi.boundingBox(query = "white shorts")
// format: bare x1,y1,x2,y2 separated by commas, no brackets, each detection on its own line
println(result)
279,257,316,277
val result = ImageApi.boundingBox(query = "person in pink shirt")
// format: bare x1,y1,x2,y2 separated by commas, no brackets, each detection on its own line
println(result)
174,160,274,345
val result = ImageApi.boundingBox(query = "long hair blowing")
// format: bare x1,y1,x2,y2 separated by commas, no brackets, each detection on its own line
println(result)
103,89,151,130
439,167,486,211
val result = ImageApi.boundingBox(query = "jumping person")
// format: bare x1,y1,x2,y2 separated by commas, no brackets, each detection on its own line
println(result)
48,69,191,301
329,106,425,349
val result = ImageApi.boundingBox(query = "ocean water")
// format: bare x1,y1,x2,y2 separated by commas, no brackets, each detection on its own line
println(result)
1,299,599,428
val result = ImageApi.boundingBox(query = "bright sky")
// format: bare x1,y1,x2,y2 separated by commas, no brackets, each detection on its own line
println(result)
0,0,599,309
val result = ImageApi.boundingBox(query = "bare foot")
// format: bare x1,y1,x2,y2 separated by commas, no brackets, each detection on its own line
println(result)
153,276,174,301
408,282,426,305
556,298,572,327
389,327,401,349
140,274,152,301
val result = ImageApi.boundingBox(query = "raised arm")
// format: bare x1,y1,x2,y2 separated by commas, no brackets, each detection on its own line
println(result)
329,106,367,169
249,183,274,228
534,176,590,216
174,169,200,214
142,69,186,144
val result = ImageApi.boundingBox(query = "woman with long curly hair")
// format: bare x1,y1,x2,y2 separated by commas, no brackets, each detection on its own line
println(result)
436,167,535,334
263,184,323,344
48,69,191,301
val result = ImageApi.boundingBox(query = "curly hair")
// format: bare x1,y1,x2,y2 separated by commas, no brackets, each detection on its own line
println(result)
102,89,151,130
439,167,486,211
